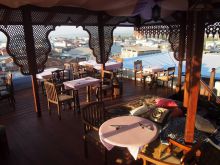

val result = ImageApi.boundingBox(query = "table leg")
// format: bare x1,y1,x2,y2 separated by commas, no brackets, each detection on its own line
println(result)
86,86,91,102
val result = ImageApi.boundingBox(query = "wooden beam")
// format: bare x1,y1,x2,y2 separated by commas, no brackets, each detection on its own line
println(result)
22,7,41,117
184,11,205,143
208,68,216,101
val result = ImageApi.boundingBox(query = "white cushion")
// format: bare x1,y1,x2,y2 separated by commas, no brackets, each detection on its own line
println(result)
195,115,216,134
130,104,149,116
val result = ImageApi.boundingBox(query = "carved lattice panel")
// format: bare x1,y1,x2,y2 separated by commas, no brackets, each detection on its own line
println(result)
32,25,55,73
168,24,183,61
135,24,185,61
83,26,115,63
205,22,220,38
0,25,29,74
135,25,170,39
0,25,54,75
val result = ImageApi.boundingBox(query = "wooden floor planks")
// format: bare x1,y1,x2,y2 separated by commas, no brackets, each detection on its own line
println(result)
0,79,174,165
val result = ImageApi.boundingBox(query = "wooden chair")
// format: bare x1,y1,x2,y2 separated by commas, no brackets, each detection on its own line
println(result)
70,62,87,79
0,72,15,108
98,70,114,99
157,67,175,89
138,137,220,165
81,101,107,164
44,80,76,120
115,57,124,79
51,69,65,84
134,60,147,86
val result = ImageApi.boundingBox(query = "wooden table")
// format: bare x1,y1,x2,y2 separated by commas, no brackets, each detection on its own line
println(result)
36,68,61,80
79,60,122,71
99,116,158,159
63,76,101,102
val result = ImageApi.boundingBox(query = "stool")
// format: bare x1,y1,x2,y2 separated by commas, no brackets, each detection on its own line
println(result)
0,125,9,158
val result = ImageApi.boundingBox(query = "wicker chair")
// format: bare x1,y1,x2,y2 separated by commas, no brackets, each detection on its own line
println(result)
0,72,15,108
157,67,175,89
138,137,220,165
81,101,107,164
44,80,76,120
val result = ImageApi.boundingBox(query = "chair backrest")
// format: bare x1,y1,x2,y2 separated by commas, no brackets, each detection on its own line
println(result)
102,70,113,85
64,63,71,70
44,80,58,102
70,62,79,73
85,64,95,77
134,60,142,72
115,57,123,68
167,67,175,76
0,72,14,96
81,101,105,131
77,57,87,62
51,69,65,84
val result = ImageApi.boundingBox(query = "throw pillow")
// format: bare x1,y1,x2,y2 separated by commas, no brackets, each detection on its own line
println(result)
155,98,178,108
130,104,149,116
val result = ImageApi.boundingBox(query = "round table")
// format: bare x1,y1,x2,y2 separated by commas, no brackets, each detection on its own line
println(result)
99,116,158,159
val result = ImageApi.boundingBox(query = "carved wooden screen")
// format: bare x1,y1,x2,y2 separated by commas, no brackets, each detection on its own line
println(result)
83,26,115,64
134,24,186,61
205,22,220,37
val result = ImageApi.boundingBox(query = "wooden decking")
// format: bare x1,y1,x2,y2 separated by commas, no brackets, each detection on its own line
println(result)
0,79,174,165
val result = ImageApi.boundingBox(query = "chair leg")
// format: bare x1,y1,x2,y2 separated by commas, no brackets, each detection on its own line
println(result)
68,101,72,110
48,102,51,115
83,136,88,158
57,104,61,120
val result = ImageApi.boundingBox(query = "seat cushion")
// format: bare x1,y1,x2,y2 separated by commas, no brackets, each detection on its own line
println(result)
160,154,181,164
130,104,150,116
58,94,73,102
155,98,178,108
195,115,216,134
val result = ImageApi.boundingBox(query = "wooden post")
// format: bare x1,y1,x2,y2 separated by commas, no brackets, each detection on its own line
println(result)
176,61,183,93
22,7,41,117
98,14,106,101
183,11,193,108
208,68,216,101
176,19,186,94
184,11,205,143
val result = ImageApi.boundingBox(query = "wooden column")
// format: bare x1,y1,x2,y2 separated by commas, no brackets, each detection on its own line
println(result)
184,11,205,143
183,11,194,108
208,68,216,101
98,14,105,101
22,7,41,117
176,20,186,94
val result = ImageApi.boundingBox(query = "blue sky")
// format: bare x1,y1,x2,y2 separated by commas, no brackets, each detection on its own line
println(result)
49,26,134,38
0,26,134,41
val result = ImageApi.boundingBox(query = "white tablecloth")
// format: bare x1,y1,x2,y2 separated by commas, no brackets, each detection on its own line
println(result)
99,116,158,159
63,76,100,90
79,60,122,71
36,68,60,80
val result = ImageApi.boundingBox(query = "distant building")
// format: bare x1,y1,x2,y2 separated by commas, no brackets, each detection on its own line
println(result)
120,46,161,58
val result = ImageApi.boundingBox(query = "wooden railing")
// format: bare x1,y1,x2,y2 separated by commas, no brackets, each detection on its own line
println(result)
200,79,220,104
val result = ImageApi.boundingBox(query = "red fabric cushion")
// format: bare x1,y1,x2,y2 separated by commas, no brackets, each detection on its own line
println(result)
155,98,178,108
